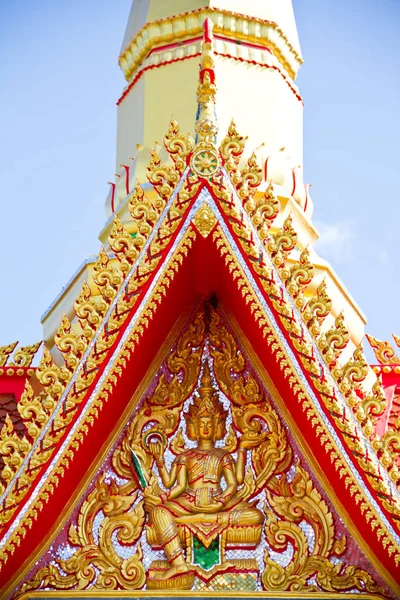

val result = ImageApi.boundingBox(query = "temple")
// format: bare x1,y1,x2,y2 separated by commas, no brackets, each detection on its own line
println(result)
1,1,400,598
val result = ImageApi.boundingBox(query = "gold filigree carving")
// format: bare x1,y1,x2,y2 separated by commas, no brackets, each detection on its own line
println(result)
18,382,49,442
266,215,297,270
317,312,349,367
55,315,87,373
302,281,332,338
367,334,400,365
0,342,18,367
9,342,41,367
74,281,107,342
164,119,193,175
92,248,124,304
192,202,217,238
15,475,146,597
108,215,139,274
283,247,314,309
262,462,386,596
219,120,247,178
147,150,180,201
250,183,280,243
0,415,31,494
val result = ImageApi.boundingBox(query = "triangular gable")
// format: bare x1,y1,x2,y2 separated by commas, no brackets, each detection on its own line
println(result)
1,19,400,599
12,305,391,598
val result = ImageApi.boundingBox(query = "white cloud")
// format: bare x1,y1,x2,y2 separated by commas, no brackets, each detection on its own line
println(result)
314,220,356,262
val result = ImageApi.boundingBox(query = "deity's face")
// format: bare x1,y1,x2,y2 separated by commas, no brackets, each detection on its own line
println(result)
197,416,215,442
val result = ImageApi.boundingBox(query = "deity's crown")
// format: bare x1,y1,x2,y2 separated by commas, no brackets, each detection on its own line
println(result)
185,362,227,441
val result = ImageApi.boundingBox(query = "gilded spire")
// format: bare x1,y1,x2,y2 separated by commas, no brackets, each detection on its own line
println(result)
195,19,218,144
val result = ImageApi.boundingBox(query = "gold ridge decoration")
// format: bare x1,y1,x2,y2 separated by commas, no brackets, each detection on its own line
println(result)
9,342,41,368
92,248,124,304
0,415,31,495
54,315,87,374
18,382,49,442
367,334,400,365
266,215,298,271
36,346,70,402
302,280,332,338
250,183,280,244
147,149,180,200
262,462,386,596
317,312,349,367
282,247,314,309
108,215,139,274
0,342,18,367
14,475,146,597
219,119,247,179
332,345,369,398
235,152,263,211
164,119,194,175
211,220,400,561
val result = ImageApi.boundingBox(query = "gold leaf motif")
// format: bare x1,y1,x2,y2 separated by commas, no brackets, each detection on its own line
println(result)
0,342,18,367
15,475,146,596
266,215,297,270
262,462,386,596
147,150,179,201
18,382,49,441
317,312,349,366
108,216,139,273
366,334,400,365
36,346,70,400
192,202,217,238
164,119,193,175
302,280,332,338
92,248,123,304
219,119,247,178
54,314,87,373
10,342,41,367
74,281,107,342
0,415,31,486
284,247,314,309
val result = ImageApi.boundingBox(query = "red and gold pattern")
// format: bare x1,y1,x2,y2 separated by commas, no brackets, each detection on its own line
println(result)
1,21,400,600
13,306,389,598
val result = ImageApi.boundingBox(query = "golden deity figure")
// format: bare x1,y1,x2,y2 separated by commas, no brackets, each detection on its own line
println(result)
143,363,264,586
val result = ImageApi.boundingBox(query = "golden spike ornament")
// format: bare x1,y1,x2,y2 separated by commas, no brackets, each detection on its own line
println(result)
302,280,332,338
317,312,349,367
190,19,221,180
250,183,280,243
283,247,315,309
9,342,41,367
54,314,87,373
164,119,194,175
266,215,298,270
219,119,247,179
0,342,18,367
92,247,124,304
366,334,400,365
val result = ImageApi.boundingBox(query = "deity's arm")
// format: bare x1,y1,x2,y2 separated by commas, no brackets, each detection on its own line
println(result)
167,460,188,501
155,459,177,489
218,455,238,506
236,447,246,485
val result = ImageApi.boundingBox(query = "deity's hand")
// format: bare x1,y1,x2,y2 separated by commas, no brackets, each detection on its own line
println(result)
143,486,162,511
190,502,222,514
148,440,164,461
239,434,266,450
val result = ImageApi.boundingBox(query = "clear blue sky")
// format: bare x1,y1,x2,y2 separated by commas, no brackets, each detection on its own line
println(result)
0,0,399,361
